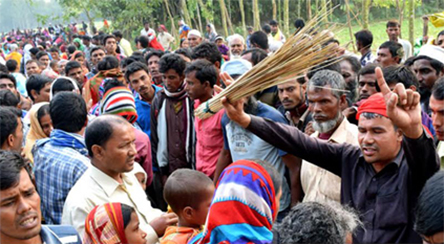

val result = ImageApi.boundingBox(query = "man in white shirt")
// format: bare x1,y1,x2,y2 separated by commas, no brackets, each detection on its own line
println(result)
386,19,412,61
62,115,177,244
141,22,156,42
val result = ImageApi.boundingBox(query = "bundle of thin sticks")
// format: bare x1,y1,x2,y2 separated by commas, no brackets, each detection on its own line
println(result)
195,12,341,119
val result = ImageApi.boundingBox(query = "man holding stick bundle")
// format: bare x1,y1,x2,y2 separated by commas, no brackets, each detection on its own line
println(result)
220,67,440,244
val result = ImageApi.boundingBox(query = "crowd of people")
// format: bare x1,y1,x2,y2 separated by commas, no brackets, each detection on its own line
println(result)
0,16,443,244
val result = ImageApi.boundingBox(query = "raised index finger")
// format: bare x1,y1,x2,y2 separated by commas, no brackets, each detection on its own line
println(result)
375,67,391,96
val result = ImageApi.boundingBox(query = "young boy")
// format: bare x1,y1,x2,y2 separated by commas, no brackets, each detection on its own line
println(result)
161,169,215,244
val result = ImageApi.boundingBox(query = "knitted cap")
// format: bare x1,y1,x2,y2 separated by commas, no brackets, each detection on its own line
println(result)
100,87,138,124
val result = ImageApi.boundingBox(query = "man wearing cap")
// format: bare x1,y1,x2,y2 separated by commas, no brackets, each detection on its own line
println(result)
187,30,202,48
221,67,439,243
412,44,444,115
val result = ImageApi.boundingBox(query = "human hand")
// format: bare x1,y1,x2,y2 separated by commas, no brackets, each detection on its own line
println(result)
304,121,315,136
221,96,251,128
149,213,178,237
214,72,234,93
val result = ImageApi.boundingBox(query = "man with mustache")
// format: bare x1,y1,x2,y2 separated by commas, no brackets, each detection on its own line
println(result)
221,67,440,243
145,50,165,87
277,77,311,130
228,34,246,60
0,150,82,244
430,78,444,166
301,70,359,204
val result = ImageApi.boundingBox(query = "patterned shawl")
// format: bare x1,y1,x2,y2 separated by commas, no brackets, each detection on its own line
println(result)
83,203,129,244
83,68,124,106
23,102,50,163
191,160,277,244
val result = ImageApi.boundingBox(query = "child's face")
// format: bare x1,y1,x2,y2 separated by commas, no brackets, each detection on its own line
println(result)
135,173,146,191
216,39,223,46
124,211,147,244
191,185,215,226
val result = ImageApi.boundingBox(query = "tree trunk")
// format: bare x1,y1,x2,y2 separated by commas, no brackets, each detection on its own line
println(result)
219,0,229,36
272,0,277,20
196,1,203,34
396,0,407,39
163,0,177,38
252,0,260,31
306,0,312,20
181,0,192,29
297,0,301,18
225,2,234,35
321,0,328,27
344,0,356,53
239,0,247,37
408,0,414,46
197,0,210,23
284,0,289,36
278,0,282,26
315,0,319,15
362,0,370,29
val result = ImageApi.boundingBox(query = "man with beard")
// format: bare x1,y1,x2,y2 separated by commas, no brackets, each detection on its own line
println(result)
145,50,165,87
301,70,359,204
0,151,82,244
221,66,440,243
411,45,444,116
228,34,246,60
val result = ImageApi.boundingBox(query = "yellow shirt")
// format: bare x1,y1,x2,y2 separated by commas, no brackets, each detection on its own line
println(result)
6,51,22,69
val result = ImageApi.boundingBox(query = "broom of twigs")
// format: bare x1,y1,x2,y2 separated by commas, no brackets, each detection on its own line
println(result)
195,8,342,119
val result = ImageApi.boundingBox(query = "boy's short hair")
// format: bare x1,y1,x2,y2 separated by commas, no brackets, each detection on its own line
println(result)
164,169,213,214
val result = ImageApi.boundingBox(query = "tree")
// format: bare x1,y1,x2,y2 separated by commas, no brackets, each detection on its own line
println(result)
272,0,277,20
362,0,371,29
181,0,193,29
306,0,312,20
408,0,414,45
239,0,247,36
56,0,97,33
219,0,229,36
283,0,289,36
252,0,260,30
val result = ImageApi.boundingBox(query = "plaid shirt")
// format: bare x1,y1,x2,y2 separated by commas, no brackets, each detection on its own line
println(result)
33,131,90,224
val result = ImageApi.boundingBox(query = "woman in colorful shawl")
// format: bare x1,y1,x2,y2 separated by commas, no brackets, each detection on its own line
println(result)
190,159,282,244
23,102,51,163
83,203,147,244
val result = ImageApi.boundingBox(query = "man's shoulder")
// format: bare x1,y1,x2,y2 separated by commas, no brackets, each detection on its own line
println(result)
41,225,81,244
256,102,288,123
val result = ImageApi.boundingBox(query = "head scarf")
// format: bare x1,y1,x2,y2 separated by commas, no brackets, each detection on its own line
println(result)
100,87,138,124
160,24,168,33
23,102,50,163
83,203,129,244
85,68,124,106
73,38,85,52
193,160,277,244
356,93,387,120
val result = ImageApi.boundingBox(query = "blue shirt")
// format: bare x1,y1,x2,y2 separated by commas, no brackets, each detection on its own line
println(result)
33,130,90,224
221,102,291,212
41,225,82,244
135,85,162,138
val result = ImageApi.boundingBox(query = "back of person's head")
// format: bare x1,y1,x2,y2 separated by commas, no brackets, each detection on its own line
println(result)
26,74,52,102
0,150,31,190
184,59,218,88
66,45,77,55
64,60,82,75
0,107,21,147
0,72,16,88
175,48,192,60
50,92,86,133
414,171,444,239
294,18,305,29
164,169,214,215
97,55,119,71
275,202,361,244
342,56,361,74
379,41,403,62
382,65,419,90
49,47,60,53
241,48,268,66
137,35,149,49
250,31,269,50
85,115,128,157
30,47,40,56
145,49,165,63
0,90,19,107
308,70,346,99
307,59,342,79
269,20,278,26
5,59,18,73
81,35,91,42
191,42,222,65
262,24,271,34
124,61,150,82
386,19,400,28
0,64,8,73
158,53,187,75
432,77,444,101
50,77,79,97
112,30,123,39
354,29,373,49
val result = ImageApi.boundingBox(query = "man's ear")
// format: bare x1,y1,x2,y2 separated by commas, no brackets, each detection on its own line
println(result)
91,145,104,160
31,89,38,100
6,134,15,148
183,206,193,220
215,61,221,69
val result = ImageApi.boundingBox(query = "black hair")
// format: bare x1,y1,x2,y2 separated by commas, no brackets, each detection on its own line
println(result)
414,171,444,236
0,90,19,107
0,64,7,73
90,46,106,57
354,29,373,49
382,65,419,89
342,56,361,74
175,48,192,60
85,115,127,157
191,42,222,65
52,77,76,95
30,47,40,56
26,59,43,69
432,77,444,100
102,34,116,45
386,19,400,28
0,72,16,87
184,59,218,88
262,24,271,34
0,107,20,146
103,78,125,93
307,59,341,79
358,64,380,92
164,169,214,213
92,35,101,42
50,92,87,133
65,60,82,75
0,150,31,190
112,30,123,38
379,41,403,62
249,31,269,50
412,55,444,75
404,56,416,67
67,45,77,55
294,18,305,29
269,20,278,26
36,51,49,60
81,35,91,41
73,51,84,60
121,204,135,229
97,56,119,71
158,53,187,75
26,74,52,102
37,104,50,122
137,35,150,49
124,62,150,82
49,47,60,53
5,59,18,72
145,49,165,63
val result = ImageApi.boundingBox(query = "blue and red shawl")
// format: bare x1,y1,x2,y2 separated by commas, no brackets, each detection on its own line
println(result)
189,160,277,244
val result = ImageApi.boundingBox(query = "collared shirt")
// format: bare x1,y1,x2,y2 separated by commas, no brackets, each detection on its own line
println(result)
135,85,162,138
360,50,375,67
34,132,90,225
247,115,439,243
141,28,156,41
40,225,82,244
120,38,134,57
301,118,359,203
398,38,412,61
62,165,163,244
